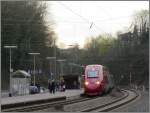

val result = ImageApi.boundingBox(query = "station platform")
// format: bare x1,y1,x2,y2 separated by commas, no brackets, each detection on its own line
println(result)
1,89,84,106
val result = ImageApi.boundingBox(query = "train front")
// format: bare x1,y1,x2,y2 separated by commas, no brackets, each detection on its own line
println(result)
84,65,104,96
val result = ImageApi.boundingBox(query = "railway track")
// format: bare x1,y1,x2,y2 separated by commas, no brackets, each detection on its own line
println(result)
2,89,138,112
2,95,97,112
81,89,139,112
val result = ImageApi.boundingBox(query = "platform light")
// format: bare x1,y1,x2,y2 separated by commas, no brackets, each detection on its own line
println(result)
46,57,56,60
4,45,17,97
28,52,40,85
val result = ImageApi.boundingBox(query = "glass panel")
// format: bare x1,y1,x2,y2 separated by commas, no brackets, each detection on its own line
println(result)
87,70,98,77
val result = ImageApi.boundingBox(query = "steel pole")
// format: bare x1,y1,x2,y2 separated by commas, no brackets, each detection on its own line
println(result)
60,62,61,79
54,58,56,79
49,61,51,80
9,48,12,95
70,65,72,74
59,62,63,79
61,62,63,76
4,46,17,96
130,72,132,87
33,55,35,86
54,40,56,80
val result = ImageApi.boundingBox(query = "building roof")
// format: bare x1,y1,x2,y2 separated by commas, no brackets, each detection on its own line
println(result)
12,70,31,78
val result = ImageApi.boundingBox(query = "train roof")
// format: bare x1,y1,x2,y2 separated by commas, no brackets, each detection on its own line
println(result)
85,64,103,69
85,64,103,67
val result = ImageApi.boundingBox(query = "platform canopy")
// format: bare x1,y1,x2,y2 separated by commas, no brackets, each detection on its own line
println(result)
12,70,31,78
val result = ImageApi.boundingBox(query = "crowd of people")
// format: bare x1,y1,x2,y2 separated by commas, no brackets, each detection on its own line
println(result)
29,79,66,94
48,79,66,94
29,83,42,94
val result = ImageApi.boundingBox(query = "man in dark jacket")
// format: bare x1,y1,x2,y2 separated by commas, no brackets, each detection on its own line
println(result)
48,80,52,93
51,79,56,94
36,83,41,93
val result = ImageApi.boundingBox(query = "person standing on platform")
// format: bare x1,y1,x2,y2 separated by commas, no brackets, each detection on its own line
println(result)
56,80,59,91
29,83,34,94
60,80,63,91
48,80,52,93
36,83,41,93
73,81,77,89
51,79,56,94
61,79,65,92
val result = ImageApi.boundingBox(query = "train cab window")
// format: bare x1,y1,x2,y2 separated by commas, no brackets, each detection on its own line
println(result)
87,70,98,78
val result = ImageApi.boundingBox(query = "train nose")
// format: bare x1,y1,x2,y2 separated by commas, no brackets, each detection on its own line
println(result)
85,81,100,90
95,81,100,85
85,81,89,86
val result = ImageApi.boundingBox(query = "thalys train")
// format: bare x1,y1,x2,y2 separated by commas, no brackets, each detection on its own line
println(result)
83,64,114,96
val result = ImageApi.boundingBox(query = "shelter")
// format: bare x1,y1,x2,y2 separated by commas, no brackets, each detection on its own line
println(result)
63,74,81,89
11,70,31,96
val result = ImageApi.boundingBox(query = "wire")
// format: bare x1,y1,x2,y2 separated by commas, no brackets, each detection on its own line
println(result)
58,2,90,23
94,4,132,30
2,3,133,35
57,1,105,33
94,16,132,22
95,4,112,20
2,15,132,23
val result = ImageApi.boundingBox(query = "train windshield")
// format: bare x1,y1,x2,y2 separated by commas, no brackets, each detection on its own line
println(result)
87,70,98,77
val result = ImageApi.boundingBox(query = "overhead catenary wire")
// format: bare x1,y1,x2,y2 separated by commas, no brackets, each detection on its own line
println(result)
95,4,112,20
94,4,132,31
54,2,132,34
57,1,106,34
2,2,134,35
57,2,132,33
2,15,132,23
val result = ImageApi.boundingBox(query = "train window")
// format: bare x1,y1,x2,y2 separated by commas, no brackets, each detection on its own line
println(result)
87,70,98,77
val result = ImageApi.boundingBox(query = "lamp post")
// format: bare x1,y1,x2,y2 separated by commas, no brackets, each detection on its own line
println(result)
53,38,57,80
28,52,40,85
129,64,132,87
56,59,66,78
4,45,17,97
46,57,56,80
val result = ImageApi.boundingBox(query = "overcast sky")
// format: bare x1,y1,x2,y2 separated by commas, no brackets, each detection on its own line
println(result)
45,1,149,48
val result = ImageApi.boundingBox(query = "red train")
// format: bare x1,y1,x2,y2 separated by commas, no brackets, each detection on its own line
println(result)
83,64,114,96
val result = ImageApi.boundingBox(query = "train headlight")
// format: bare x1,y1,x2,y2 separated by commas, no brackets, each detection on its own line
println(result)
96,81,100,85
85,81,89,85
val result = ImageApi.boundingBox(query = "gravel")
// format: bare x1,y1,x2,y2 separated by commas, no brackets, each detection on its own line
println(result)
110,90,149,112
64,90,123,112
37,89,124,112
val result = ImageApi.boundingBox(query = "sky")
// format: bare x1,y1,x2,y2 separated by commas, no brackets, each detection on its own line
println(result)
45,1,149,48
